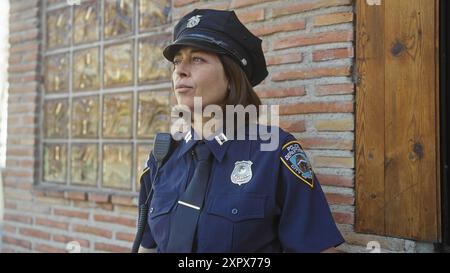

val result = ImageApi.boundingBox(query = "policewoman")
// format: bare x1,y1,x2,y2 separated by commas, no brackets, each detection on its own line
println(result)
136,9,345,253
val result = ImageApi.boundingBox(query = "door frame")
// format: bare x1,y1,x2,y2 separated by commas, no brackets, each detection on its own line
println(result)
438,0,450,251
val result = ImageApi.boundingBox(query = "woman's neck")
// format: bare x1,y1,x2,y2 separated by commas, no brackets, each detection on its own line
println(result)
192,112,221,140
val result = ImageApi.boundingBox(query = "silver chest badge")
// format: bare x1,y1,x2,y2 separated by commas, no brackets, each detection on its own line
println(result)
231,161,253,186
186,15,202,28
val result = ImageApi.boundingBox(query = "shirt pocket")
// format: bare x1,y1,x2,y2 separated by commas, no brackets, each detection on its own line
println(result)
207,193,266,223
148,193,177,249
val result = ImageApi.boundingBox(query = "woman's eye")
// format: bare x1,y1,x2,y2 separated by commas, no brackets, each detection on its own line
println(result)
192,57,204,63
173,59,181,65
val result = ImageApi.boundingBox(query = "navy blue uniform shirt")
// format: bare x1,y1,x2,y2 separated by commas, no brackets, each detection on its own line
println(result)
138,126,344,252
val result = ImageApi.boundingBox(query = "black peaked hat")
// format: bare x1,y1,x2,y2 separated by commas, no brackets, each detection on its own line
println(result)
163,9,268,87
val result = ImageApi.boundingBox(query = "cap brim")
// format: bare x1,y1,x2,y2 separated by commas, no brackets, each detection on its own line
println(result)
163,37,228,62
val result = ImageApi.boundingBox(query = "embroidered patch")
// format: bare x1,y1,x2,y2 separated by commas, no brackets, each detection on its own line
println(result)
280,141,314,188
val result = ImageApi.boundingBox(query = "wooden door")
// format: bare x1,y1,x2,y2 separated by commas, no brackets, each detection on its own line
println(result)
355,0,440,242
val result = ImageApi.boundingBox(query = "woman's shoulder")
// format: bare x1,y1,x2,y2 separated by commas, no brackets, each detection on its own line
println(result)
243,124,297,152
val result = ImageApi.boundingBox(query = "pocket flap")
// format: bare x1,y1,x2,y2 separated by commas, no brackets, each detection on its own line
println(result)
207,194,266,223
149,195,177,218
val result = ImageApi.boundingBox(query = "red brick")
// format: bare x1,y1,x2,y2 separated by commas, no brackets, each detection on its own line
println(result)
3,213,33,224
95,242,130,253
230,0,275,9
45,189,65,198
273,30,353,50
53,209,89,220
81,201,114,211
279,120,306,133
88,192,110,203
1,248,16,253
35,218,69,230
316,174,354,188
325,193,355,205
332,211,354,225
280,101,353,115
314,118,354,131
314,156,354,168
256,87,305,98
9,41,39,54
250,20,305,37
73,224,112,239
236,9,264,24
52,235,90,248
8,83,39,94
22,52,39,63
2,223,17,233
10,0,39,12
3,180,33,190
173,0,197,7
272,0,352,18
2,236,32,250
266,53,303,66
19,227,51,240
313,47,354,62
8,63,38,74
4,201,18,209
111,195,135,206
313,12,353,27
9,29,39,44
4,188,33,201
116,232,136,243
6,127,37,135
173,2,229,20
93,214,136,227
4,166,33,175
9,20,39,34
299,137,353,150
315,83,354,96
35,244,65,253
272,66,351,81
6,147,35,157
65,191,87,201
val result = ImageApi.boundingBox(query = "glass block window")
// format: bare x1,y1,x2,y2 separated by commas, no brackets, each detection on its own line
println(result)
41,0,172,192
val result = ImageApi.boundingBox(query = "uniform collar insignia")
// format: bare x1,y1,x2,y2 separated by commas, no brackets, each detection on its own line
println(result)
214,133,228,145
184,131,192,143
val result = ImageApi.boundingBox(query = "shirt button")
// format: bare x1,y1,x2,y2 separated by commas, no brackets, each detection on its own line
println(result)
231,208,238,215
150,207,154,213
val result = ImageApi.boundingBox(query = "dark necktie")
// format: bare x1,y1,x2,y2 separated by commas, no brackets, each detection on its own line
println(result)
166,141,212,252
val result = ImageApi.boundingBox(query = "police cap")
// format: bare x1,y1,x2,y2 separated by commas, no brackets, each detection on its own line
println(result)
163,9,268,87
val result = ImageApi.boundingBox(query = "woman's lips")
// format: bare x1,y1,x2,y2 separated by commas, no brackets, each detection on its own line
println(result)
175,84,194,94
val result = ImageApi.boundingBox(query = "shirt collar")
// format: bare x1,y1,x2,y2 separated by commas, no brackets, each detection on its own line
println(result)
177,127,232,162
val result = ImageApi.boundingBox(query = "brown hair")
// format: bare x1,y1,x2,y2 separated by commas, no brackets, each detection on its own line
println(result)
216,55,263,134
219,55,262,109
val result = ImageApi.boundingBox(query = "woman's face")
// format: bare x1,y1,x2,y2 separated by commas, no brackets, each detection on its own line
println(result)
172,46,229,111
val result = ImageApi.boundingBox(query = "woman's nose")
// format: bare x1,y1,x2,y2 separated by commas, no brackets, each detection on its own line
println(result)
174,61,190,78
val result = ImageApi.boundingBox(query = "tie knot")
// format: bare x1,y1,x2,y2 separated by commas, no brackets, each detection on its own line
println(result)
194,141,211,161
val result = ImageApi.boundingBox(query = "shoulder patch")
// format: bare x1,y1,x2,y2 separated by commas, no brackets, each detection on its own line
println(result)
280,140,314,188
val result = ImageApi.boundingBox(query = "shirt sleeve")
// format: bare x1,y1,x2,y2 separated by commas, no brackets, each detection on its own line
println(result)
138,155,157,249
277,135,345,252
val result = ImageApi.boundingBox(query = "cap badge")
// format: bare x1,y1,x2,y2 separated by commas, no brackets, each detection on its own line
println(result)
231,161,253,186
187,15,202,28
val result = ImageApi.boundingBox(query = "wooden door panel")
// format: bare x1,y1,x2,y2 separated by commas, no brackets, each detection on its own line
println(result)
356,0,439,242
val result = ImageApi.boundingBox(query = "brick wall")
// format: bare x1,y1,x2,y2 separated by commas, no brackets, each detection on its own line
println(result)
1,0,434,253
